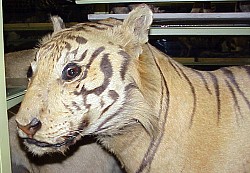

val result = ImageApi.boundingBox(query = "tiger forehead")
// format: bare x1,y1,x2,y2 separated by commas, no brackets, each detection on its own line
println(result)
40,21,120,52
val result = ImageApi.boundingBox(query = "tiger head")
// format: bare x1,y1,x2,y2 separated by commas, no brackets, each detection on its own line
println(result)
16,5,158,155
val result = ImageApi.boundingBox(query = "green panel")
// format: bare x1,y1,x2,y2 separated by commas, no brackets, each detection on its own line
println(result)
0,0,12,172
150,27,250,35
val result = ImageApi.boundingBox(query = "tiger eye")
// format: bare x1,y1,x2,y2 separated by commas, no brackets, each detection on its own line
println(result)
62,63,81,81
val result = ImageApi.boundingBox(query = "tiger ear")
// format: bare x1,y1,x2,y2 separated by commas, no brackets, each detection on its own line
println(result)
122,4,153,44
50,16,65,33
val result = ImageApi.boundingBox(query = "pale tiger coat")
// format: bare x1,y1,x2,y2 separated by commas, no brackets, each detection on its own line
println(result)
16,4,250,173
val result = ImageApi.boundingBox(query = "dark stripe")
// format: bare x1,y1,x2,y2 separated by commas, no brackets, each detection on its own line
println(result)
125,82,137,92
92,53,112,95
137,79,167,173
224,80,242,124
42,44,54,52
168,60,182,78
208,72,221,124
66,35,78,40
240,66,250,79
76,53,112,96
85,23,106,30
83,93,91,109
72,101,82,111
71,47,79,57
100,104,113,118
72,26,89,32
221,67,250,110
71,45,98,95
65,42,71,50
100,99,105,108
63,102,74,115
193,70,212,95
81,46,105,81
99,101,116,119
108,41,114,45
75,49,88,62
136,44,170,173
76,36,88,44
87,47,105,68
96,21,115,27
97,107,123,132
177,67,197,128
118,50,130,81
109,90,119,101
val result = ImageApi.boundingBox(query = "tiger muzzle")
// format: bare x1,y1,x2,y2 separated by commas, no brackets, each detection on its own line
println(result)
16,118,42,138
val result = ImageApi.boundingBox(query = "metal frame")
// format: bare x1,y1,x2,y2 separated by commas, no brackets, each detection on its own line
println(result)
0,0,12,171
76,0,249,4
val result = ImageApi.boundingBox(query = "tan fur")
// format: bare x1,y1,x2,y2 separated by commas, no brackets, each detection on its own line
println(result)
9,115,122,173
16,5,250,173
5,50,122,173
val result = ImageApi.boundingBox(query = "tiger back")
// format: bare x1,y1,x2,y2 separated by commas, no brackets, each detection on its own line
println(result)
16,4,250,173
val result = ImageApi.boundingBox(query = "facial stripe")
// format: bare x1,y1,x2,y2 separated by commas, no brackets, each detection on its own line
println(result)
72,25,90,32
72,101,82,111
75,49,88,62
88,47,105,68
118,50,130,81
84,23,106,30
80,46,105,82
96,107,124,132
208,72,221,124
109,90,119,101
65,42,71,50
125,82,137,92
75,52,112,98
99,97,116,119
70,47,79,57
76,36,88,44
63,102,74,115
98,90,119,118
96,21,116,28
91,53,113,95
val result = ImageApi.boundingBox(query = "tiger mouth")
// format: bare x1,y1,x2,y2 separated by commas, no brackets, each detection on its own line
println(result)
23,135,76,148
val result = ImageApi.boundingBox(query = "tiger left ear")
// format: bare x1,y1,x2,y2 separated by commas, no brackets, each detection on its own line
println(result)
50,15,65,33
122,4,153,44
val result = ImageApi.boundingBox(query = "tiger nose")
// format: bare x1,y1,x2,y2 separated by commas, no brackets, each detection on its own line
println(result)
16,118,42,138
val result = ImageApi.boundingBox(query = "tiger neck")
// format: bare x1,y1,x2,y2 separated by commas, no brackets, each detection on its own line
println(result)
99,43,188,173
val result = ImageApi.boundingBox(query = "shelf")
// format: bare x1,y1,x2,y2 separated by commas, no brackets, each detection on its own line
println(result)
149,26,250,35
76,0,245,4
4,23,75,31
88,13,250,35
89,13,250,21
174,57,250,65
6,87,26,109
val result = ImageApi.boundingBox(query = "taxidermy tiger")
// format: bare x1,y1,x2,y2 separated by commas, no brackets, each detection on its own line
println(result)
16,4,250,173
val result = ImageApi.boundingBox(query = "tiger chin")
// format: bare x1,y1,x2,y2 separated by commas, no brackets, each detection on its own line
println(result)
17,127,81,155
16,4,250,173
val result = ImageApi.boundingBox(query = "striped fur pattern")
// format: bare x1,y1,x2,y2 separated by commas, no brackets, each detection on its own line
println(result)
16,5,250,173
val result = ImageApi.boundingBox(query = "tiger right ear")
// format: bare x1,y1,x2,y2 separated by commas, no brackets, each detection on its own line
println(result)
50,16,65,33
122,4,153,44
